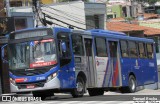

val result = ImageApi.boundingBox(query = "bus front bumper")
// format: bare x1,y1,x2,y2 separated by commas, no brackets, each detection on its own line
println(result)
10,77,60,93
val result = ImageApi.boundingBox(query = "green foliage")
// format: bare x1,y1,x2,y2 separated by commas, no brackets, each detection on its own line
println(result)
138,0,160,4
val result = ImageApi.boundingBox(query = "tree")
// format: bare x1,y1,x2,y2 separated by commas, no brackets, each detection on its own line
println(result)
137,0,160,4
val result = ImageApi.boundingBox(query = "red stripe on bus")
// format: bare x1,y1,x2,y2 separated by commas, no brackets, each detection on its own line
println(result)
112,60,119,86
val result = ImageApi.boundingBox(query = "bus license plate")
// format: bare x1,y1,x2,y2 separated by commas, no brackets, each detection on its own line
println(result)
26,85,35,89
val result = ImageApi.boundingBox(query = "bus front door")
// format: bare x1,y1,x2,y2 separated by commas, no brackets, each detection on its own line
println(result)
108,41,122,87
84,38,96,87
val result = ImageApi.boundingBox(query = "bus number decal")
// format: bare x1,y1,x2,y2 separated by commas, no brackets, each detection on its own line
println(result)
36,76,45,81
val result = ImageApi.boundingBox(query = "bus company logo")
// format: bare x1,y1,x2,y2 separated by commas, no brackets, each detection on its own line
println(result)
2,96,11,102
134,60,140,69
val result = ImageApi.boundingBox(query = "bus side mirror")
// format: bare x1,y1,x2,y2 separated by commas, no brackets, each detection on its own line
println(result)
61,41,67,53
1,44,8,63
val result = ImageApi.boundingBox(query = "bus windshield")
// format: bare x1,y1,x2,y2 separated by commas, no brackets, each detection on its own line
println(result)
8,39,57,70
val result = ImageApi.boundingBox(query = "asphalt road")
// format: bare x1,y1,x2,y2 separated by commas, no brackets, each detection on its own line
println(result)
1,89,160,104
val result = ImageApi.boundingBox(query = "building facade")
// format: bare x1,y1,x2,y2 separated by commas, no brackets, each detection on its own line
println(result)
9,1,106,30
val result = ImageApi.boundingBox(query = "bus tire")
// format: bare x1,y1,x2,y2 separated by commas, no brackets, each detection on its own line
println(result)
128,75,136,93
71,77,85,98
88,88,104,96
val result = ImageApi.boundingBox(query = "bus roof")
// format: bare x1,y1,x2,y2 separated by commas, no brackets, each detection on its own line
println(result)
8,27,154,43
89,29,154,43
89,29,126,36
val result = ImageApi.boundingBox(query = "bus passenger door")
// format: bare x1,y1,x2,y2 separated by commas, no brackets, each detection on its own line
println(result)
108,41,122,87
57,32,75,88
84,38,96,87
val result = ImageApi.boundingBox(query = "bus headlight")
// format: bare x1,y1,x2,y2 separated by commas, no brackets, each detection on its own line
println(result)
47,72,57,82
10,78,16,85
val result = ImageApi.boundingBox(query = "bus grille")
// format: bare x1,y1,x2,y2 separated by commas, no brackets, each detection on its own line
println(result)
10,66,52,76
12,69,47,76
16,80,46,89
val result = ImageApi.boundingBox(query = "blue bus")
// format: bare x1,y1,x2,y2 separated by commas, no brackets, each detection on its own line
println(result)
2,27,158,99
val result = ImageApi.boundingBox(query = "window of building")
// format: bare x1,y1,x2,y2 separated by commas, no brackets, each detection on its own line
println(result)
128,41,138,58
107,15,113,19
71,35,84,56
15,18,27,30
120,40,128,57
95,37,107,57
10,1,22,7
147,44,154,59
138,43,146,58
10,0,32,7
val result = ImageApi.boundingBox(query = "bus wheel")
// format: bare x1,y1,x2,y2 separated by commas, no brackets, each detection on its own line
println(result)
71,77,85,98
88,88,104,96
128,75,136,93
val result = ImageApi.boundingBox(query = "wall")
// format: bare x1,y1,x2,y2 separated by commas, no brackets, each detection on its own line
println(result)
139,21,160,29
11,12,34,29
41,0,54,4
85,2,106,29
111,5,123,18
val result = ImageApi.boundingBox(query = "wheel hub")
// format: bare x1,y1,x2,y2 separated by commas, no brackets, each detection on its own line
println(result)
77,82,83,92
131,79,135,91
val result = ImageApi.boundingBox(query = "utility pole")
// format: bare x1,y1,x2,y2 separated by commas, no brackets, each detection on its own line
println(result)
0,0,10,94
0,0,5,17
6,0,11,17
32,0,41,27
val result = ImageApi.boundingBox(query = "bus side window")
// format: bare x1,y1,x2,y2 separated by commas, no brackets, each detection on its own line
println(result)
128,41,138,58
95,37,108,57
138,43,146,58
57,32,71,66
147,44,154,59
71,35,84,56
120,40,128,57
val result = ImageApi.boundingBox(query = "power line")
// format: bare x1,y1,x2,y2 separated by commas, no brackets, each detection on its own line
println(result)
41,9,96,28
41,4,106,29
41,9,85,25
41,4,86,23
40,2,107,29
44,13,85,30
32,1,85,29
42,4,85,18
43,18,66,28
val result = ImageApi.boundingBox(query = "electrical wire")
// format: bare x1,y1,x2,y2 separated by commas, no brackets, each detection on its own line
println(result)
44,14,85,30
38,2,107,29
41,9,96,28
41,5,85,24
